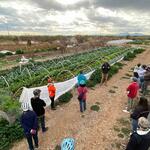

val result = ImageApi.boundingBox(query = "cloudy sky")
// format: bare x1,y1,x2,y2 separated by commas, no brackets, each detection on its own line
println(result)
0,0,150,35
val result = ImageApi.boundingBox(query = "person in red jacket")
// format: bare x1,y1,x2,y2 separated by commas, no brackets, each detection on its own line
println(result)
123,77,139,113
77,80,88,112
47,78,56,110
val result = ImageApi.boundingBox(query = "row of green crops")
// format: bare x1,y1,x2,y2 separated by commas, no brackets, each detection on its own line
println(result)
129,40,150,45
0,46,144,94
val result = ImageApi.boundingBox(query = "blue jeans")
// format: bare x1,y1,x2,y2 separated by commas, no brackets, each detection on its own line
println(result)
79,100,86,112
26,132,38,150
132,119,138,132
38,115,46,132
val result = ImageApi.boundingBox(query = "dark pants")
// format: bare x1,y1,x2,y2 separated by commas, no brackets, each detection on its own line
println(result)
38,115,46,132
132,119,138,133
26,132,38,150
79,99,86,112
50,96,55,108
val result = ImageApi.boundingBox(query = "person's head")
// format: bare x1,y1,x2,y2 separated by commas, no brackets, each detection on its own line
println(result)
79,70,83,74
146,66,150,72
130,77,137,82
142,65,147,70
138,97,148,109
137,63,141,67
21,102,30,112
33,89,41,97
133,72,139,78
47,78,54,85
79,80,86,87
138,117,150,130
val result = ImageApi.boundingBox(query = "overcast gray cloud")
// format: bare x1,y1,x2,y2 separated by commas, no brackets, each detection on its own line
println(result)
93,0,150,11
0,0,150,35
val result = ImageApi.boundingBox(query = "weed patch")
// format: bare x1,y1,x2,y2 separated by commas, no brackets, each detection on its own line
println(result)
90,105,100,112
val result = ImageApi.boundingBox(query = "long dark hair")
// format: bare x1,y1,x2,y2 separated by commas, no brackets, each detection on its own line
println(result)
138,97,148,110
133,72,139,78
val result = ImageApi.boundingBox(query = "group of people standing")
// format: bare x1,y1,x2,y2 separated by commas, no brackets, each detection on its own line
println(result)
123,63,150,150
20,61,150,150
20,79,57,150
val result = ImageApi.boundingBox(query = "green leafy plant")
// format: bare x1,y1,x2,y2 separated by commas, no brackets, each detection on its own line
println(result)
58,91,73,104
90,105,100,112
15,49,24,54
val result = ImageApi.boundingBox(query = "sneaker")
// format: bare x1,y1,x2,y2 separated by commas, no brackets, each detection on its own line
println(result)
34,145,39,149
42,127,48,133
122,109,130,113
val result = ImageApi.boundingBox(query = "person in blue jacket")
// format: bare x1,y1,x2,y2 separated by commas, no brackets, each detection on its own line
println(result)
77,70,87,86
20,102,38,150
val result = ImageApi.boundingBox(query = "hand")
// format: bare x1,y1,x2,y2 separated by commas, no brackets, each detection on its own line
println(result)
30,129,36,134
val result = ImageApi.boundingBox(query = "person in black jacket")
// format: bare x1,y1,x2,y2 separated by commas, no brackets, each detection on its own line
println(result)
130,97,149,132
31,89,48,132
100,61,110,86
20,102,38,150
126,117,150,150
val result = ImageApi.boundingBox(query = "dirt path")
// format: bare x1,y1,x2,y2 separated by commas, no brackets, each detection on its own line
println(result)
12,47,150,150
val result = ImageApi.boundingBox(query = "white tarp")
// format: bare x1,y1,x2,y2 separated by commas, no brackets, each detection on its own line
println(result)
19,70,94,107
107,39,133,45
0,50,15,54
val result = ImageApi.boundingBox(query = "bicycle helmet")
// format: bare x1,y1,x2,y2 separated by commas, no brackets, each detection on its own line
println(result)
61,138,75,150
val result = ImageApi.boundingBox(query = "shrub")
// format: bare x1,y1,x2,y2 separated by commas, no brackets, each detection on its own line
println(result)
0,119,24,150
0,53,5,58
5,52,13,56
134,48,145,54
90,105,100,112
15,49,24,54
124,52,136,61
58,91,73,103
0,90,21,117
87,69,101,87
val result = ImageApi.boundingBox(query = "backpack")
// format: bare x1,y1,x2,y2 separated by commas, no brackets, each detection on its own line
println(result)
78,92,84,101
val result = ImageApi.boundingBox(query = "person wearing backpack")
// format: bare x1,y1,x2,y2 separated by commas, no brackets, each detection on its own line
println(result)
130,97,149,132
126,117,150,150
77,70,87,86
77,80,87,112
20,102,39,150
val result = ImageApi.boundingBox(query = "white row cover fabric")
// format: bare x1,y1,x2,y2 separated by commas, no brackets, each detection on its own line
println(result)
19,70,94,108
107,39,133,45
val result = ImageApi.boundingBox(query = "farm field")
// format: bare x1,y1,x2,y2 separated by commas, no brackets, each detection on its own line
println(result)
0,41,148,150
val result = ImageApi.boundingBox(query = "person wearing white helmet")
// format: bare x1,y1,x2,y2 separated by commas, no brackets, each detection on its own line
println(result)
20,102,38,150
